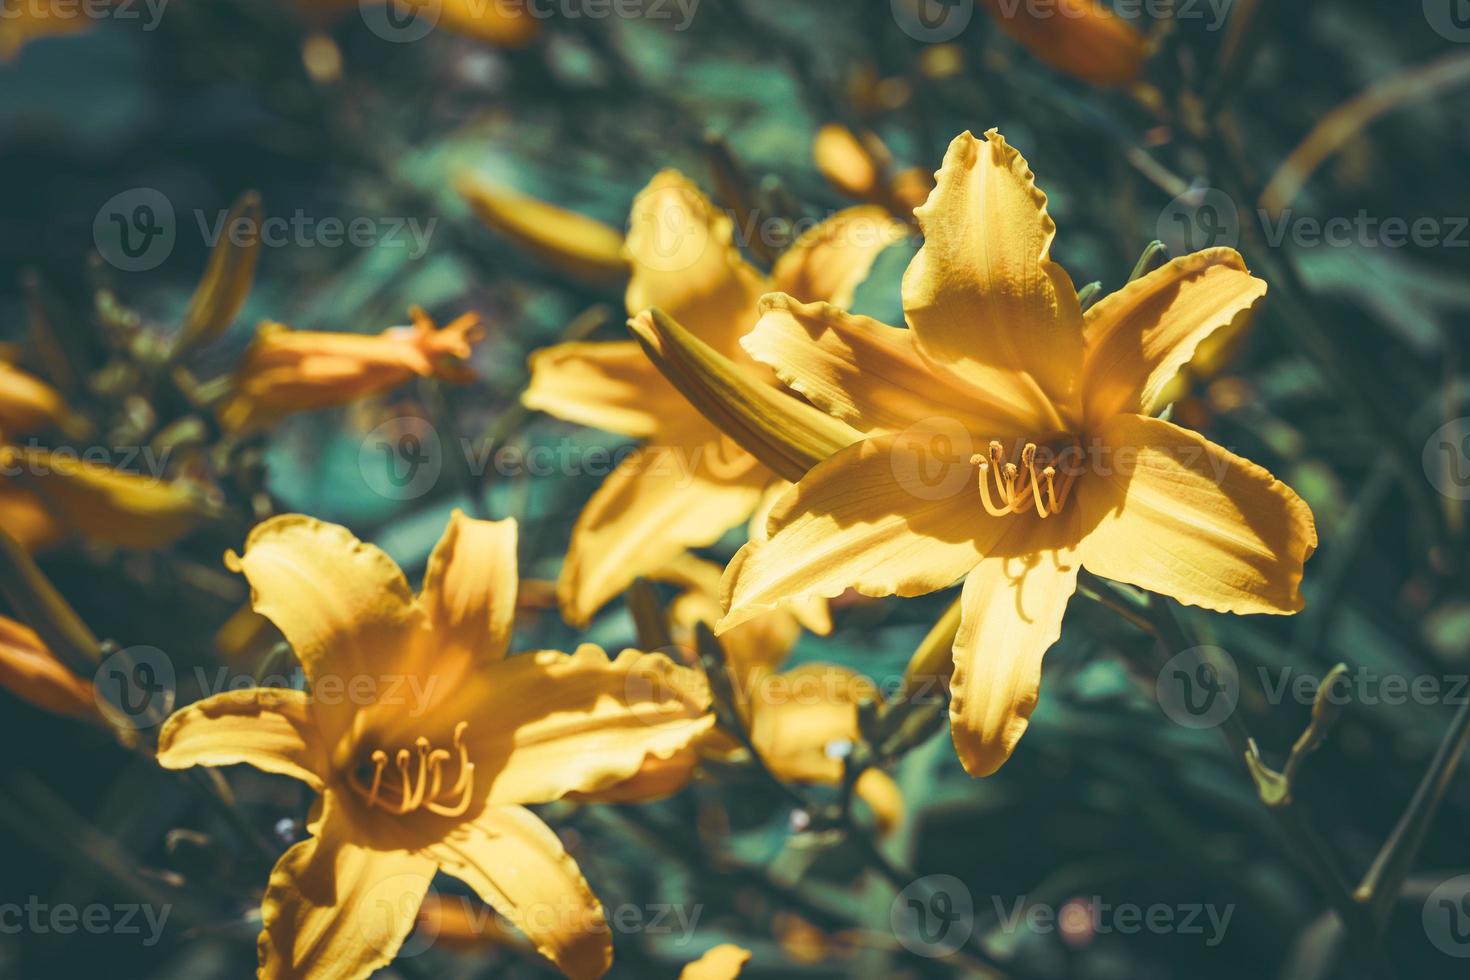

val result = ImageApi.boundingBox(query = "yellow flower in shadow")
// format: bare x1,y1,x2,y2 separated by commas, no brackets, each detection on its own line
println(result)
156,511,713,979
218,308,483,434
524,171,906,626
720,129,1316,778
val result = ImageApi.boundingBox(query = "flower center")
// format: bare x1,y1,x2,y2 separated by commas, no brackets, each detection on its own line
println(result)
970,439,1080,519
349,721,476,818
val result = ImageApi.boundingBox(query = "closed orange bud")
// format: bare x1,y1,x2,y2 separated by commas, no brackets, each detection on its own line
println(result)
981,0,1148,87
0,615,96,720
218,308,484,433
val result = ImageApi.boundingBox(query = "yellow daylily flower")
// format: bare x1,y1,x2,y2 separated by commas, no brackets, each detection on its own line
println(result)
681,944,751,979
218,308,484,434
0,614,97,721
155,511,714,979
720,130,1317,778
0,447,212,550
980,0,1148,87
524,171,905,625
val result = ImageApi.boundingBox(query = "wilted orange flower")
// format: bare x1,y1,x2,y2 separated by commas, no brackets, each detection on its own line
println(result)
524,171,904,626
980,0,1148,87
721,130,1316,777
0,615,97,720
218,307,483,433
157,512,713,979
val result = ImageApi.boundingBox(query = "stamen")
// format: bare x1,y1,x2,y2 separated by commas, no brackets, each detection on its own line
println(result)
353,722,476,818
973,439,1077,520
972,456,1014,517
365,750,388,808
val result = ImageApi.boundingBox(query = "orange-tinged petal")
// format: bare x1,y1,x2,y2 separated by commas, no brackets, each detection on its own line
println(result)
903,130,1084,429
1,448,209,550
681,944,751,980
257,797,436,980
0,361,67,437
569,746,700,804
1076,414,1317,615
457,174,626,286
0,484,63,552
0,614,95,720
227,516,420,693
744,294,1030,437
625,171,767,359
751,664,876,784
419,511,519,666
1082,248,1267,423
720,433,1000,632
979,0,1148,87
771,206,907,309
430,805,610,979
950,511,1082,777
156,688,328,793
437,0,539,47
463,646,713,806
523,340,684,439
557,424,768,627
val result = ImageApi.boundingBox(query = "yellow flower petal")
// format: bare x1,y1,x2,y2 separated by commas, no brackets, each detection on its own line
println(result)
155,688,328,793
437,0,539,47
557,423,768,626
950,512,1082,777
979,0,1148,87
1076,414,1317,615
751,664,876,784
0,614,96,720
903,130,1084,429
457,174,626,286
522,340,684,439
1082,248,1268,422
625,171,767,359
257,797,437,980
770,206,907,309
681,944,751,980
419,511,519,666
743,294,1029,437
814,122,883,201
720,433,995,632
466,646,713,805
227,516,420,691
176,191,261,358
429,805,611,980
569,746,700,804
0,361,68,437
1,448,209,550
